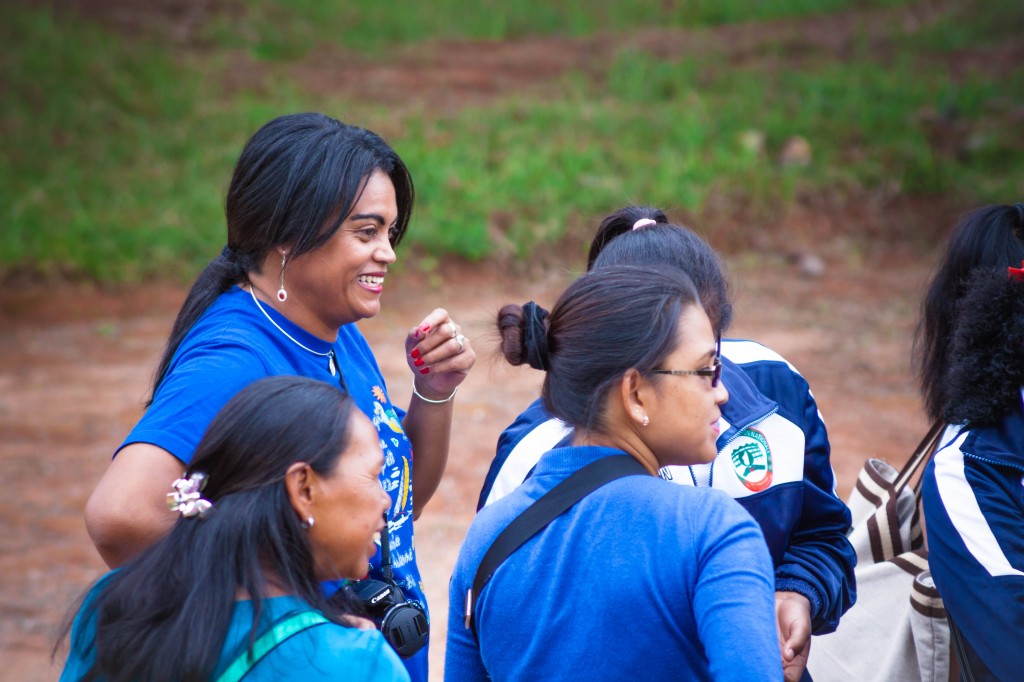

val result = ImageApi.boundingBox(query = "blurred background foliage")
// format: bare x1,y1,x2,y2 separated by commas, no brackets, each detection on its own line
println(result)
1,0,1022,282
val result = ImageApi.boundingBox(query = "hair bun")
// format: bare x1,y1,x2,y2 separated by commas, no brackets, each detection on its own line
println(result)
522,301,550,370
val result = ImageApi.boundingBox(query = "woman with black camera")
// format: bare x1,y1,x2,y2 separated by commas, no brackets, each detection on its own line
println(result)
445,266,781,681
59,376,409,681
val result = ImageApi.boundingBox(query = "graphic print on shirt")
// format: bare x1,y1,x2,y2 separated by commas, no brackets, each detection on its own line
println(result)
727,428,773,492
369,386,415,575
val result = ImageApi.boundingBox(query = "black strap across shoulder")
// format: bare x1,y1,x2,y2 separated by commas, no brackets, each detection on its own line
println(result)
465,455,649,639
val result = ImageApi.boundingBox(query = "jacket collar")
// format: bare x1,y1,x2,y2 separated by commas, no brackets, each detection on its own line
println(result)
718,355,778,446
961,389,1024,470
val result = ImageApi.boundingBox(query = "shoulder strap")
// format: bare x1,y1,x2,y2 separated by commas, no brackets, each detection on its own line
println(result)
215,610,330,682
892,421,945,496
465,455,648,639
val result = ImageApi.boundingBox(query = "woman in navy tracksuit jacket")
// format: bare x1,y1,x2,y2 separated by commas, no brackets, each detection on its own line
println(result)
917,203,1024,681
478,206,856,681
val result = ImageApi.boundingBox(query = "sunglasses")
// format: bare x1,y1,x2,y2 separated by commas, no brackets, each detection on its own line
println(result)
650,355,722,388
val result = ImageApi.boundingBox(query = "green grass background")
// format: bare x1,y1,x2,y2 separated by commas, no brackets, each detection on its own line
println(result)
1,0,1022,282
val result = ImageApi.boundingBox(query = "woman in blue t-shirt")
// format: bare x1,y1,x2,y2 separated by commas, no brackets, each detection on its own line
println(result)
446,265,781,681
60,376,409,681
83,113,474,681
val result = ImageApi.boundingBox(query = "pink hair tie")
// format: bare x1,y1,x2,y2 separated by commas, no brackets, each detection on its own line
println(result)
1009,260,1024,282
632,218,657,230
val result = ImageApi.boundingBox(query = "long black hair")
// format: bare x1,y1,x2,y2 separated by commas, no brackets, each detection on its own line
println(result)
587,205,734,334
151,113,415,402
497,264,701,434
914,203,1024,422
59,376,362,682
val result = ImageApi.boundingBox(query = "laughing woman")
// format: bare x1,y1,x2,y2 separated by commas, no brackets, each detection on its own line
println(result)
83,113,475,681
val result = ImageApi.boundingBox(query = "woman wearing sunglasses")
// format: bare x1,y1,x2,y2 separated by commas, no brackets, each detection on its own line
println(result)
446,265,780,681
478,206,856,681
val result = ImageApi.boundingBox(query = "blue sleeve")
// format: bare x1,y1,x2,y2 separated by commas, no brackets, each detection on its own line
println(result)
693,497,782,682
477,398,565,510
923,448,1024,681
118,341,268,464
749,361,856,634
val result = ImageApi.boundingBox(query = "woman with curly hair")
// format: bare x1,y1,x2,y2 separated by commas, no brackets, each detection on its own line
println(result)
915,203,1024,681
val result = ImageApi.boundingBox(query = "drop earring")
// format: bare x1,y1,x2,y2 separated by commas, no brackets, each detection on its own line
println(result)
642,415,650,427
277,252,288,302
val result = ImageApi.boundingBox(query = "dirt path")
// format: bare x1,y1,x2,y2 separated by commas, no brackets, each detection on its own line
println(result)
0,248,935,680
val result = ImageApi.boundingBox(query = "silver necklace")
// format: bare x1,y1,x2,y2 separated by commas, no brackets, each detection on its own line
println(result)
247,285,337,376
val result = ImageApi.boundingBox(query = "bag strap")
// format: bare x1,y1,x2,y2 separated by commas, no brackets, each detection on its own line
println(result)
863,422,945,563
465,455,648,639
892,421,945,496
215,610,330,682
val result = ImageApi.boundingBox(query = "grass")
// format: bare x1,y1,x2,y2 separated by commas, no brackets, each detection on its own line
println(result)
1,0,1022,282
209,0,913,59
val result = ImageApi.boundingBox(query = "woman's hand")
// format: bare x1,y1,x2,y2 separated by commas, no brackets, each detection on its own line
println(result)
405,308,475,400
775,590,812,682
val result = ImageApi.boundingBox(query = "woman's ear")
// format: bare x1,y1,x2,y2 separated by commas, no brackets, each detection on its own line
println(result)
284,462,315,523
618,368,651,429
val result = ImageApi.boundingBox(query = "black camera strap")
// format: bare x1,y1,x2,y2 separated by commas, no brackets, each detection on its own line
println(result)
465,454,648,639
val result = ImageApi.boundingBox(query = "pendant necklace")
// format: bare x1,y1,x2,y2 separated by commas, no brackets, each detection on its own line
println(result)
248,285,338,376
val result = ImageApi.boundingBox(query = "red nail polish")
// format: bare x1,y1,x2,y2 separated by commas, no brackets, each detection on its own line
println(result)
419,324,430,332
411,348,420,359
419,368,430,374
414,358,424,367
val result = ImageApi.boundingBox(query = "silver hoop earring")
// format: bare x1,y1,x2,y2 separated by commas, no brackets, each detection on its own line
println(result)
301,516,314,529
277,252,288,303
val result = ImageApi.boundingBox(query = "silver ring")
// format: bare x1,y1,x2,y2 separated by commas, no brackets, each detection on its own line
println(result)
447,321,458,338
455,334,466,353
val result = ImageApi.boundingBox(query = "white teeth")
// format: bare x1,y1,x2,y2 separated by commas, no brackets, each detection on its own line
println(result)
359,275,384,285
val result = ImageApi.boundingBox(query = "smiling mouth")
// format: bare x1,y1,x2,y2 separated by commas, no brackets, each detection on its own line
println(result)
358,275,384,286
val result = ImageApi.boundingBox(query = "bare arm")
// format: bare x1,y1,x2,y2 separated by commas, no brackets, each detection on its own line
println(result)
84,443,184,567
401,309,475,519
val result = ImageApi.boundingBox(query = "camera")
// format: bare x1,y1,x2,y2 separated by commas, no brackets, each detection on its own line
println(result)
350,576,428,658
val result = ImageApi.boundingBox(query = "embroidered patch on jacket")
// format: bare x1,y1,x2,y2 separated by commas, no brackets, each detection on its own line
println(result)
727,428,773,492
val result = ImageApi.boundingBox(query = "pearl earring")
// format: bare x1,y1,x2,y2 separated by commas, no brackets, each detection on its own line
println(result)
642,415,650,427
301,516,314,529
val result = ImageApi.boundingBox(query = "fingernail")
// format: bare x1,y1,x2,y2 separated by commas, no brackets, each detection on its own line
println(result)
411,348,420,359
414,358,424,367
419,368,429,374
419,324,430,332
413,330,421,340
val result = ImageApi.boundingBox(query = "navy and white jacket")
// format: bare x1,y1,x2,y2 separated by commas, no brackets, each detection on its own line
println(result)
478,338,857,634
921,390,1024,682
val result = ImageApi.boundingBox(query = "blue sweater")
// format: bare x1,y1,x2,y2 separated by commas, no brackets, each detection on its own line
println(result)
479,338,856,634
447,446,780,682
922,393,1024,681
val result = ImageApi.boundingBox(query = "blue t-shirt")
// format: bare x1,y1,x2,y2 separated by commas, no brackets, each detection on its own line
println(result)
60,576,410,681
119,286,428,680
446,445,781,682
